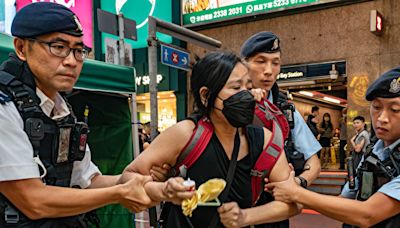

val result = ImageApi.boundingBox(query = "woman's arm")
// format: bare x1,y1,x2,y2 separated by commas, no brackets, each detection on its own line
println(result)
122,120,195,176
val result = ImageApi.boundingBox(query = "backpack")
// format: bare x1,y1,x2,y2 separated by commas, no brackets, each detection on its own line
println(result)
172,115,284,205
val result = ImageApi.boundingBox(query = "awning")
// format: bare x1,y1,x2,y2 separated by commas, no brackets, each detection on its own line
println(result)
0,33,136,94
76,59,136,94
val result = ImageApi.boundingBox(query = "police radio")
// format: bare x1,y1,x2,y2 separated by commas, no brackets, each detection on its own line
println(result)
347,157,356,189
277,92,295,129
69,122,88,162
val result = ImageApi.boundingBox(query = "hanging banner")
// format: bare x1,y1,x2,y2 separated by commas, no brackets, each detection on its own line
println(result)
182,0,349,27
16,0,93,48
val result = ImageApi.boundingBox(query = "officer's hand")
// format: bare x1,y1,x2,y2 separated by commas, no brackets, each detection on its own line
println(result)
265,171,299,203
150,163,171,182
162,177,195,205
119,172,153,212
250,88,267,102
218,202,245,228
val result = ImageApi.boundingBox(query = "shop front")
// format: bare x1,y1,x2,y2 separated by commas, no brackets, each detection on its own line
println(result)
133,47,187,132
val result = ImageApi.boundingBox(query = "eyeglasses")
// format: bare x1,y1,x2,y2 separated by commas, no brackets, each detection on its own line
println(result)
27,38,88,61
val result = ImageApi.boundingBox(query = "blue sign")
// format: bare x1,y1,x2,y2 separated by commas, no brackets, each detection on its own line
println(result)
160,44,190,71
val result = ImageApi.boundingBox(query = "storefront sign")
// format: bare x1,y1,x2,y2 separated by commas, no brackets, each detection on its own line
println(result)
136,74,163,86
278,61,346,81
277,71,304,80
182,0,346,26
16,0,93,48
101,0,172,50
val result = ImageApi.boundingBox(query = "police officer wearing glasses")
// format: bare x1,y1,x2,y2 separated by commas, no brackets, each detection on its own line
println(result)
266,67,400,227
0,3,193,227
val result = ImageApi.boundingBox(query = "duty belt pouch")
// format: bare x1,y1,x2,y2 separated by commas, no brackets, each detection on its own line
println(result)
287,151,305,176
360,171,373,200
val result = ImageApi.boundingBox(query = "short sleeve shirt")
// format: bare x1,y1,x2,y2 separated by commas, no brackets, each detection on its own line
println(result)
0,89,100,188
355,130,370,153
341,139,400,201
268,92,321,160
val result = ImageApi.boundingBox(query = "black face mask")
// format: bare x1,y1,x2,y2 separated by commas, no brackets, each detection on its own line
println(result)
217,90,255,128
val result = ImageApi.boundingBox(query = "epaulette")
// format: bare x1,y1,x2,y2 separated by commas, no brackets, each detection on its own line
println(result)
0,91,11,104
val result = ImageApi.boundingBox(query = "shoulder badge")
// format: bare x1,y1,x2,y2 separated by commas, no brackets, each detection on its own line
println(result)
389,77,400,94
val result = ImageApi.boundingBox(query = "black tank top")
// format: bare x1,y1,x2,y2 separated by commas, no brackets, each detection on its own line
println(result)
162,125,264,228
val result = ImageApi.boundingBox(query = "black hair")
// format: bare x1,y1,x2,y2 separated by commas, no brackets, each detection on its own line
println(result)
311,106,319,113
321,112,333,129
353,116,365,122
353,116,368,130
191,52,243,117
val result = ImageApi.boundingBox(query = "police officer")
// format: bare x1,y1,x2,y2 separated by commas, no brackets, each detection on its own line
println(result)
0,3,192,227
240,32,321,189
266,66,400,227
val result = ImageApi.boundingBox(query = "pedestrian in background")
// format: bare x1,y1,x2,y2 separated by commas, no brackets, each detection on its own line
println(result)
319,113,333,168
339,108,348,170
350,116,370,168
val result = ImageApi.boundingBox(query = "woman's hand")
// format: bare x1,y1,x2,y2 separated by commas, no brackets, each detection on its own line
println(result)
162,177,195,205
218,202,245,228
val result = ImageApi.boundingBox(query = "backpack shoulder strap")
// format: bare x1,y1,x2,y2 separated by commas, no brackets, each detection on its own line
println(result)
250,120,284,205
173,117,214,177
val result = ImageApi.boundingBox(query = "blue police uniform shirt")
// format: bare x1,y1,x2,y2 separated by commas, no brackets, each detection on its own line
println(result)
341,138,400,201
268,92,321,160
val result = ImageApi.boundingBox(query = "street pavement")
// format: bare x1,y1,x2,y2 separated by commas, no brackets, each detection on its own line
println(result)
290,209,342,228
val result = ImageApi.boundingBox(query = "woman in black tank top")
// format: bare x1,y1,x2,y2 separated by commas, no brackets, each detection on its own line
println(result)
122,52,298,227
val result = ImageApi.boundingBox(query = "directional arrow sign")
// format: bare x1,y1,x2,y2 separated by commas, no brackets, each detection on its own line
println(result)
160,44,190,71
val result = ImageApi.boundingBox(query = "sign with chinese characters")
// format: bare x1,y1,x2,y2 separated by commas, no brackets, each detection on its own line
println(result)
16,0,93,48
182,0,347,26
160,44,190,71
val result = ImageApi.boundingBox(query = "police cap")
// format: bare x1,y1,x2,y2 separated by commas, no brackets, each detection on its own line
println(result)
240,31,280,58
11,2,83,38
365,66,400,101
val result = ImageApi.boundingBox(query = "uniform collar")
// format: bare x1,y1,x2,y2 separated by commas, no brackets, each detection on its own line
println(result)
373,138,400,160
36,88,70,120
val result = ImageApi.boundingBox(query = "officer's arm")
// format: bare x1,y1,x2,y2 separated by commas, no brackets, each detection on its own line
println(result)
298,154,321,186
0,176,152,220
237,128,300,226
276,184,400,227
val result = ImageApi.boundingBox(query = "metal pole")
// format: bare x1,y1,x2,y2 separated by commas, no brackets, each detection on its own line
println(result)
118,13,125,66
130,93,140,159
148,16,158,140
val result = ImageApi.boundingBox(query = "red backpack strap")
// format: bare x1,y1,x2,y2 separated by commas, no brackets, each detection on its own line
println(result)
173,117,214,177
254,98,289,141
250,120,284,205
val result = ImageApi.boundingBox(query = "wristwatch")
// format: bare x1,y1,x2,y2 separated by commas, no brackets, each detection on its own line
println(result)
296,176,308,188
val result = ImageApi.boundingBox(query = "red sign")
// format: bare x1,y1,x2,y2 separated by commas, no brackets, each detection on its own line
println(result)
16,0,93,48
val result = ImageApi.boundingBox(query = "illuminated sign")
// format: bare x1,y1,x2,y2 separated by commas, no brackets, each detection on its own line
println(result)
277,71,304,80
101,0,172,50
182,0,348,26
370,9,383,36
16,0,93,48
136,74,163,86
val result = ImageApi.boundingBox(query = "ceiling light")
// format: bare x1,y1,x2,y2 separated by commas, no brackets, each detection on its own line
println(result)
299,91,314,97
278,80,316,87
323,96,341,104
